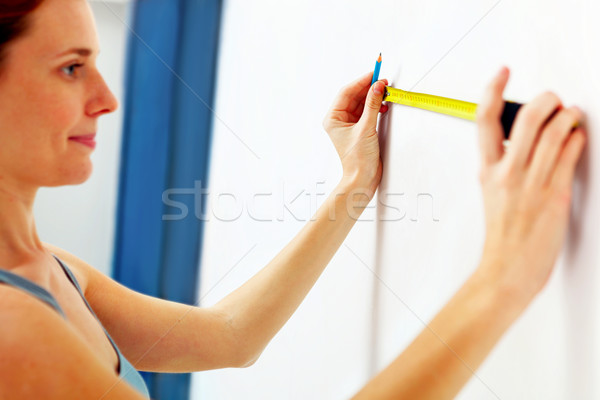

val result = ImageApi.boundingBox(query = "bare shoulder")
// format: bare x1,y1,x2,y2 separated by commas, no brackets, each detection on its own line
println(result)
40,242,127,322
42,242,100,296
0,285,146,399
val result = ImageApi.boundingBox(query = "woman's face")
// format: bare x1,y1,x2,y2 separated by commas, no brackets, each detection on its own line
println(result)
0,0,118,190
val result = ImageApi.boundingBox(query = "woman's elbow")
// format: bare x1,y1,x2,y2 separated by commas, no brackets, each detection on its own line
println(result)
231,346,263,368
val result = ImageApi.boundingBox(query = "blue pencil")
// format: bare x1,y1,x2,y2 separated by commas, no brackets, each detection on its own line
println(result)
371,53,382,86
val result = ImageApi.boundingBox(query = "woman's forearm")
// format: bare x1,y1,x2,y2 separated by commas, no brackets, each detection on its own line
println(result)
213,177,373,364
352,261,533,400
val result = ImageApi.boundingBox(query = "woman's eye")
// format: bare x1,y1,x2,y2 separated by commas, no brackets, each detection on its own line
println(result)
62,63,83,77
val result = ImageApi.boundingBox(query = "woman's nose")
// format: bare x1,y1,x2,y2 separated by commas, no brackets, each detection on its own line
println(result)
87,71,119,117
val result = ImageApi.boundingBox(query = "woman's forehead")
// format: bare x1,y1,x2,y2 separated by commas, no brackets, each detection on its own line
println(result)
19,0,100,60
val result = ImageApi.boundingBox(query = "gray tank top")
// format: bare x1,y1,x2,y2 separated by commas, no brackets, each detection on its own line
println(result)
0,254,150,398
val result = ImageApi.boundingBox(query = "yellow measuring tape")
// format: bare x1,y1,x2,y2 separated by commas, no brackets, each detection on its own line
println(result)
383,86,525,139
383,86,478,121
382,85,581,139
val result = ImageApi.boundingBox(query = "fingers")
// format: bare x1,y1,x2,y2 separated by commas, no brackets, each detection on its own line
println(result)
551,127,586,191
358,80,386,129
323,73,389,132
504,91,562,169
476,66,510,166
330,71,374,112
353,79,389,117
527,106,582,186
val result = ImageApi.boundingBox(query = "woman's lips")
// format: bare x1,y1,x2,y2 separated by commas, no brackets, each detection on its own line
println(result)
69,134,96,149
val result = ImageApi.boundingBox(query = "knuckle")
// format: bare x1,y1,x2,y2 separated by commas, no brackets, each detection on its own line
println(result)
486,78,502,94
367,97,380,110
541,90,560,102
498,162,520,188
542,126,564,146
366,92,375,104
534,90,561,107
476,104,495,125
540,108,579,145
499,175,519,191
339,84,351,96
567,106,583,123
545,90,561,104
480,161,520,190
524,91,562,123
551,184,573,208
521,177,537,196
519,106,541,125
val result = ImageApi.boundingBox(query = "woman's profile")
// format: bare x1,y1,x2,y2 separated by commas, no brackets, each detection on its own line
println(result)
0,0,586,399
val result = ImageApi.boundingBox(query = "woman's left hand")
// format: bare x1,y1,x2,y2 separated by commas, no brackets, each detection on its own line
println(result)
323,71,389,200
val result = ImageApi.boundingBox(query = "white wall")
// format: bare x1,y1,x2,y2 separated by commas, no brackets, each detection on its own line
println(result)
34,1,130,276
193,0,600,399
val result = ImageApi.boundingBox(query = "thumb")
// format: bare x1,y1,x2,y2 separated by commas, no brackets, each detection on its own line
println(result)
476,66,510,166
358,80,386,130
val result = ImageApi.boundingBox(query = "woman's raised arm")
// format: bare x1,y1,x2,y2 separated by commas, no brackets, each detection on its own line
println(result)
210,71,390,364
62,71,390,373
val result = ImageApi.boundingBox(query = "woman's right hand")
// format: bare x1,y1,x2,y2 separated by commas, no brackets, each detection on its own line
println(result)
475,66,586,301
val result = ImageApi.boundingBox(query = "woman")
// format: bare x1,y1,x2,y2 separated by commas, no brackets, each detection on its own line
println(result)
0,0,585,399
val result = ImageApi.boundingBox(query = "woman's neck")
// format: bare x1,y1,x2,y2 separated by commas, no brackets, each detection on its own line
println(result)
0,181,48,268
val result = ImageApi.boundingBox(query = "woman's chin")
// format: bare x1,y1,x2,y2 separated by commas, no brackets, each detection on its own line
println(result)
49,160,93,186
70,164,93,185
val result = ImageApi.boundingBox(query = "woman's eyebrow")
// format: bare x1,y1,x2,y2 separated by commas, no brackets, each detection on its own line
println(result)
54,47,99,58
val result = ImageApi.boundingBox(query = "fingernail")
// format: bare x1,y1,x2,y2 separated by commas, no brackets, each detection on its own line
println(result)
373,81,383,95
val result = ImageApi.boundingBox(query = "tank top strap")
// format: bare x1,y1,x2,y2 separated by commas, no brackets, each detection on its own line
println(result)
50,254,124,359
51,255,151,399
0,268,67,318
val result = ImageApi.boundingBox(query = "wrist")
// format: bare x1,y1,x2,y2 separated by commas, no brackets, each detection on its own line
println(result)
470,257,538,313
339,171,377,198
332,178,374,221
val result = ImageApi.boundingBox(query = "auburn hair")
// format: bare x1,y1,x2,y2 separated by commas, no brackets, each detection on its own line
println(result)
0,0,44,70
